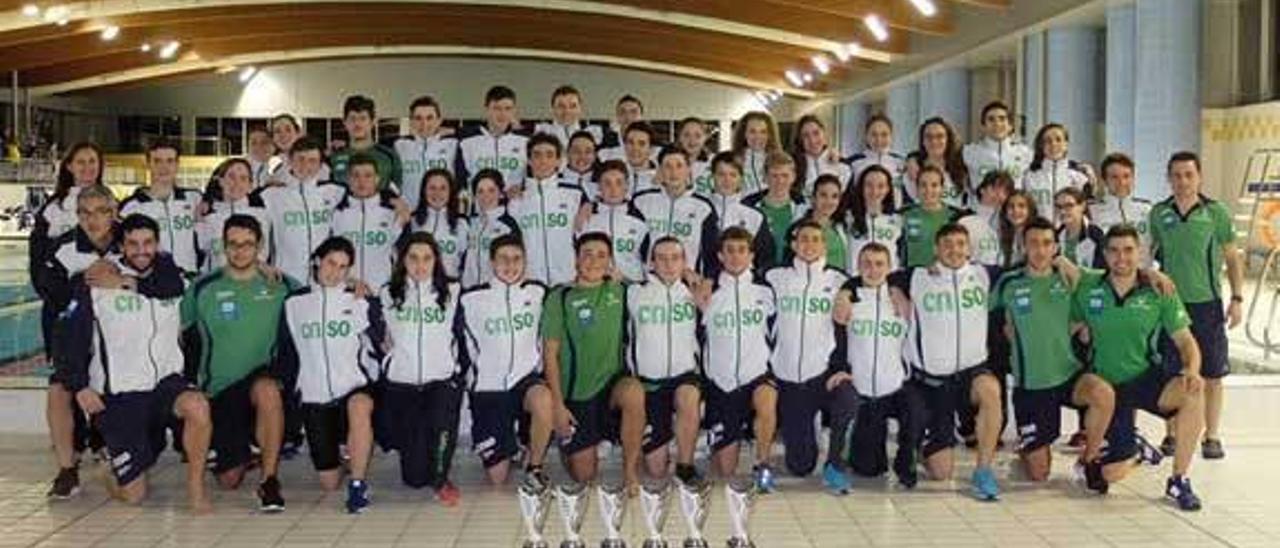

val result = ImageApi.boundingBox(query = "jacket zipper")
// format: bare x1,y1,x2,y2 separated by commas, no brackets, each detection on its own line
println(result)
359,200,368,283
952,270,961,374
538,184,552,282
665,285,673,378
798,266,812,381
734,277,742,386
147,298,160,385
416,282,425,385
321,290,334,400
504,284,515,389
871,288,881,396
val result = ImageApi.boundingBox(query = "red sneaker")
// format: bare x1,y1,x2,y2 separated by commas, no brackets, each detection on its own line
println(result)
435,481,461,507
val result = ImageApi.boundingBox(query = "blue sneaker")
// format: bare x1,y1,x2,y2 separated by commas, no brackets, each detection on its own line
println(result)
753,463,777,494
971,467,1000,501
345,479,370,514
1165,476,1202,511
1135,432,1165,466
822,462,851,496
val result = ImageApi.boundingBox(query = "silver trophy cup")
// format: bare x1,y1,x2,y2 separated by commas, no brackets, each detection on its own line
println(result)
557,481,590,548
724,479,758,548
677,479,711,548
639,479,673,548
597,482,629,548
518,478,554,548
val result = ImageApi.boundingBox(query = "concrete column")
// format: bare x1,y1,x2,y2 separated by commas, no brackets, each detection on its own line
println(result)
918,67,971,140
1133,0,1201,199
886,81,920,153
836,101,868,157
1045,26,1104,165
1022,32,1046,142
1105,2,1137,157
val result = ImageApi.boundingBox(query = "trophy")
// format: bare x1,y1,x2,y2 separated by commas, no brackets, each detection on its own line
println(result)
677,477,711,548
519,475,554,548
557,481,590,548
597,482,629,548
639,479,673,548
724,478,758,548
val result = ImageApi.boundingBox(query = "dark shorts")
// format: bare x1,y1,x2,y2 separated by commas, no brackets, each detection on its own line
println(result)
301,386,373,472
1164,299,1229,379
850,386,926,477
912,366,994,458
470,373,543,469
559,374,626,456
1012,374,1084,454
97,374,197,485
704,374,775,452
209,368,276,474
1101,366,1178,464
642,372,701,455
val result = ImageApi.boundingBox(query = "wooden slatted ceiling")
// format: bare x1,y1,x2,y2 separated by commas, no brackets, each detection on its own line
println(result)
0,1,1009,91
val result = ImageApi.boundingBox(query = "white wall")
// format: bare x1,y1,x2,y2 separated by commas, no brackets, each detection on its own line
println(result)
64,57,795,124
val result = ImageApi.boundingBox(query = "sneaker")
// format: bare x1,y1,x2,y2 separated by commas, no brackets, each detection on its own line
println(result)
970,467,1000,501
1159,435,1176,457
257,476,285,513
1201,438,1225,460
1080,459,1109,495
47,467,80,500
753,463,777,494
345,479,370,514
822,462,851,496
893,451,918,489
520,467,550,494
280,441,300,461
1135,432,1165,466
435,481,461,507
1165,476,1202,511
1066,431,1087,450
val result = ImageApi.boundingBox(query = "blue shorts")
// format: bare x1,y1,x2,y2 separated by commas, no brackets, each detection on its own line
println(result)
704,374,774,452
96,374,197,485
1012,374,1084,454
1101,366,1177,464
469,373,542,469
1163,299,1229,379
641,372,701,455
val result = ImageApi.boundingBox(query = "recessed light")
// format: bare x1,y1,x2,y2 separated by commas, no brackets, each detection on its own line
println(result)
139,43,151,52
802,72,814,84
785,70,803,87
158,40,180,59
22,5,39,17
864,14,889,42
910,0,938,17
100,25,119,40
239,66,258,83
812,55,830,75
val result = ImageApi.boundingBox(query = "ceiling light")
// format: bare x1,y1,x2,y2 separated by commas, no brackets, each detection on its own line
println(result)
42,5,67,22
785,70,804,87
864,14,889,42
55,18,68,26
22,4,39,17
802,72,814,84
139,42,151,52
910,0,938,17
100,25,119,40
771,90,784,100
239,66,258,83
811,55,830,75
158,40,180,59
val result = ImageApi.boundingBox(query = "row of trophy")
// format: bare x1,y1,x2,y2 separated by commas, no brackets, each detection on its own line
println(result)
519,476,757,548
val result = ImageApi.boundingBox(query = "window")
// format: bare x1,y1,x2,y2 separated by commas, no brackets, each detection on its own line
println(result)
220,118,244,155
195,117,219,155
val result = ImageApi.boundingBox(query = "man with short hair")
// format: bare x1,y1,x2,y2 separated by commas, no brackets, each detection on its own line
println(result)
256,136,346,284
890,223,1004,501
1089,152,1152,266
1148,151,1243,460
765,221,859,495
60,214,211,513
394,96,458,210
268,114,331,183
633,147,719,274
627,237,704,486
544,232,646,492
246,126,276,187
992,217,1115,491
459,85,529,188
331,155,405,290
507,134,585,285
619,122,660,196
598,95,648,161
120,139,203,274
182,214,294,511
695,226,779,492
329,95,402,191
742,152,808,267
1073,225,1207,511
534,85,603,147
962,101,1033,182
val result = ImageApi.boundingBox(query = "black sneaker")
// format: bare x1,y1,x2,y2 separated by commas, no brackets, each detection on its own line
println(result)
1165,476,1202,512
1082,459,1109,495
47,467,80,499
1159,435,1176,457
257,476,285,513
